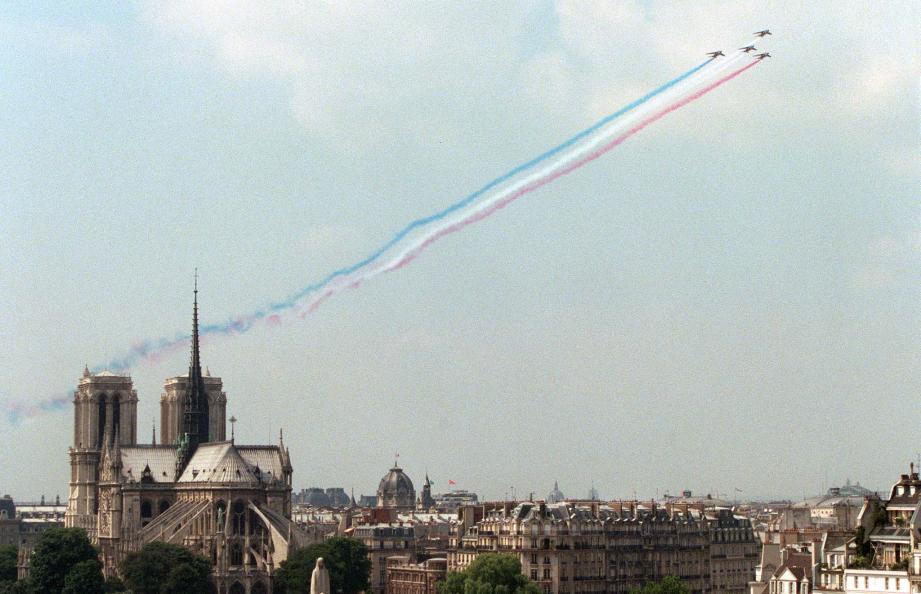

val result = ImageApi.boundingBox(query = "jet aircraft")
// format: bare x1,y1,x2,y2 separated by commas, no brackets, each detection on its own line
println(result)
754,52,771,59
706,51,725,58
740,45,757,53
754,29,771,37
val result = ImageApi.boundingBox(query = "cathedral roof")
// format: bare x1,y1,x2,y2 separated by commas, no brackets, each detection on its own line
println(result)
237,446,285,484
120,446,177,483
178,442,259,484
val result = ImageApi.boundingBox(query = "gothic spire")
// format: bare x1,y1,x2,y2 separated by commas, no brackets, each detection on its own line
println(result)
180,269,210,460
190,268,202,380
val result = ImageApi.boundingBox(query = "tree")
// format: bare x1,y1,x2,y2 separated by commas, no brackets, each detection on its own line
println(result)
62,559,105,594
120,541,212,594
439,553,540,594
276,537,371,594
104,575,127,593
0,579,33,594
0,545,17,584
28,527,99,593
628,576,691,594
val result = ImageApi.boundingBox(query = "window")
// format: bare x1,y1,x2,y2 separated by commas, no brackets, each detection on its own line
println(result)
531,570,538,580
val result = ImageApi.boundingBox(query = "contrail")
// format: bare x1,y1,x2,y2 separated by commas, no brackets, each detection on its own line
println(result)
6,53,764,423
383,61,761,272
86,58,726,373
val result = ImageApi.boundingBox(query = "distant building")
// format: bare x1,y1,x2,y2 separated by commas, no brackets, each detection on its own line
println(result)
705,508,760,594
448,501,711,594
0,495,66,548
546,482,565,503
353,523,415,594
377,463,416,510
294,487,352,507
433,490,478,513
386,556,446,594
588,483,600,501
841,466,919,594
418,474,435,510
768,549,813,594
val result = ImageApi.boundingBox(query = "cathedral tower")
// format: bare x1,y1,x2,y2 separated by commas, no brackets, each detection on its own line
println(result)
66,368,138,537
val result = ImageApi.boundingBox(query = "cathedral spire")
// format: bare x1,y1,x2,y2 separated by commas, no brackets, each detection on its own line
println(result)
180,270,210,462
191,268,202,380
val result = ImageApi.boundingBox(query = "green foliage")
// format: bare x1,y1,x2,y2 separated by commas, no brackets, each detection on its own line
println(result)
276,537,371,594
890,558,909,571
62,559,105,594
872,507,888,527
120,541,212,594
628,576,691,594
0,579,33,594
439,553,541,594
0,545,17,584
854,526,874,562
29,527,98,593
850,555,873,569
104,575,127,593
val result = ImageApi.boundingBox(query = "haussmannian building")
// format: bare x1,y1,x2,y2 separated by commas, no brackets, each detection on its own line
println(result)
447,501,712,594
706,508,760,594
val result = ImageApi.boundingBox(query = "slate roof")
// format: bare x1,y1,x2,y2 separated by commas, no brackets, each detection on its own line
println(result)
178,442,259,484
120,446,177,483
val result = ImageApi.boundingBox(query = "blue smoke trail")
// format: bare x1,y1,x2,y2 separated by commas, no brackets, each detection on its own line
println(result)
94,58,715,373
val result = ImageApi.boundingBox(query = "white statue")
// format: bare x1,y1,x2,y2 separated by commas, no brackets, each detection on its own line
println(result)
311,557,331,594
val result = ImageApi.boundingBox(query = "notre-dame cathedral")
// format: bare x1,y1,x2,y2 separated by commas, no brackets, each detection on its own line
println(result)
64,286,308,594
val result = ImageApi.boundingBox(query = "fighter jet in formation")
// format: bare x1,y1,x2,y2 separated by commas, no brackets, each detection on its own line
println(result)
740,45,757,53
754,52,771,60
754,29,771,37
706,50,725,58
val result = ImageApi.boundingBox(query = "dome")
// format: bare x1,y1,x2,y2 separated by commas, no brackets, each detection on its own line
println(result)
377,464,416,509
547,481,565,503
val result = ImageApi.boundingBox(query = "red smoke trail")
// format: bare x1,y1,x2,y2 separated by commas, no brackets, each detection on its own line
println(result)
386,60,760,272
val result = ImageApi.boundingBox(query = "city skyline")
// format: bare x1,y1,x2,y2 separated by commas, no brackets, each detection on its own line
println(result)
2,1,920,502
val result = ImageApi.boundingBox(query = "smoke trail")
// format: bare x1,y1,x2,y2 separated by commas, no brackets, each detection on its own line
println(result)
291,54,744,312
383,61,761,272
7,54,764,423
72,59,725,375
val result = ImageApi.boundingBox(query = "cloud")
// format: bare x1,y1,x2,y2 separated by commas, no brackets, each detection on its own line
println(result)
140,1,920,163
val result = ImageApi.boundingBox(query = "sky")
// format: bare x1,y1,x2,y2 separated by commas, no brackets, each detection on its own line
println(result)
1,1,919,503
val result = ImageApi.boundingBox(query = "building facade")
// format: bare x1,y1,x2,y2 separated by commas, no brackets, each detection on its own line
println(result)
707,508,760,594
386,556,447,594
447,501,711,594
353,523,415,594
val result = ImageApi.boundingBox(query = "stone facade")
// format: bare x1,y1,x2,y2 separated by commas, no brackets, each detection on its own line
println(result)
707,508,760,594
353,523,415,594
448,501,711,594
386,556,447,594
